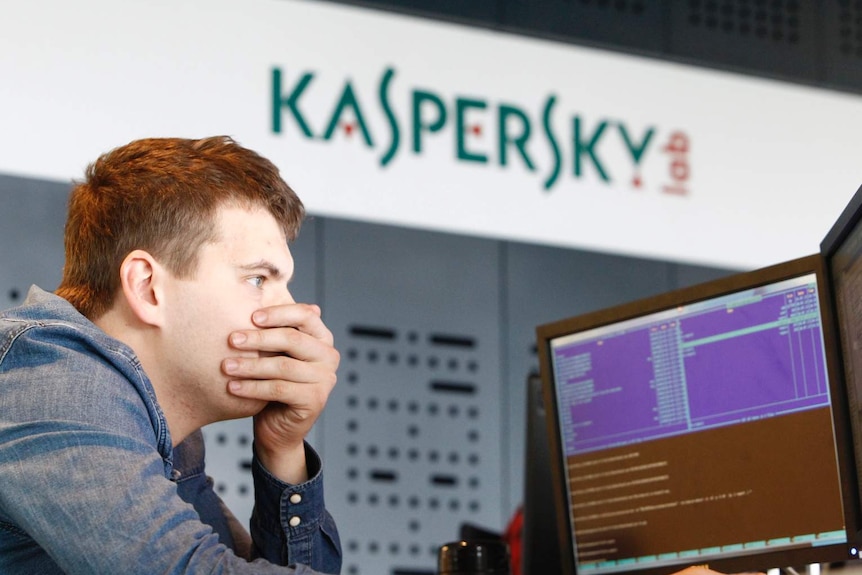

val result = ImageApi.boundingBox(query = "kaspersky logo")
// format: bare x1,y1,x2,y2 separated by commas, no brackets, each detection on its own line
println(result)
271,66,691,196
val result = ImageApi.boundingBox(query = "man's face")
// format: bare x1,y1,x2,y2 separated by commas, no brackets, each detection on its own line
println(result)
159,204,296,423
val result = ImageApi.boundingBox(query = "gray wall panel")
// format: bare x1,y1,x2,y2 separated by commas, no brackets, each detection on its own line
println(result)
0,174,69,310
503,243,677,519
319,218,504,575
670,260,739,290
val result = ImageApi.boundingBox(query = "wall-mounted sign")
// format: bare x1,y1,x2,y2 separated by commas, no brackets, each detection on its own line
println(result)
1,0,860,269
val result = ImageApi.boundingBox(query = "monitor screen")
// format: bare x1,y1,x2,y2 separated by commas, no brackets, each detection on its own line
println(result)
536,255,861,575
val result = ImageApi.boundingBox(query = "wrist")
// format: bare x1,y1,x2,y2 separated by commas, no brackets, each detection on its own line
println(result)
255,440,308,485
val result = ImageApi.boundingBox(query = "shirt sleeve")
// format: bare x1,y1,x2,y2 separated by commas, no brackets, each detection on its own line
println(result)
0,325,340,575
173,431,240,553
250,442,343,575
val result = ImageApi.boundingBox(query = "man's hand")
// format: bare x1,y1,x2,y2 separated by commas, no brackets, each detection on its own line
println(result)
223,303,339,484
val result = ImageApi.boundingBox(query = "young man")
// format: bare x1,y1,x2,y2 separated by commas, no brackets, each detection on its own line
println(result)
0,137,341,573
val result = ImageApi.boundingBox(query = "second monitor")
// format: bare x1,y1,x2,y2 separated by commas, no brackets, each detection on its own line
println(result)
536,254,862,575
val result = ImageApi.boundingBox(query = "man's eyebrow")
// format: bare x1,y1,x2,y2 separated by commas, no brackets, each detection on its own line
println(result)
238,260,284,280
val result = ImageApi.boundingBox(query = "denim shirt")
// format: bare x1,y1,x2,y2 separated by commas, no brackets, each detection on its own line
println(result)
0,287,342,574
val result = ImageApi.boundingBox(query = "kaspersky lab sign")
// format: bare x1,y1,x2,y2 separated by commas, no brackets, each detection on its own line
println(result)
3,0,859,272
271,66,691,197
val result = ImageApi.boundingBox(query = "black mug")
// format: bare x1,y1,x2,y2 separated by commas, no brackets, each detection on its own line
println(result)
437,540,511,575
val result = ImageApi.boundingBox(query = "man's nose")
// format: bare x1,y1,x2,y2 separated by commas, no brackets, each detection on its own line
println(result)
277,287,295,306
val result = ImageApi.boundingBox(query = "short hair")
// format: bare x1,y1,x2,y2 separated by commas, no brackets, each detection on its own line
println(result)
55,136,305,319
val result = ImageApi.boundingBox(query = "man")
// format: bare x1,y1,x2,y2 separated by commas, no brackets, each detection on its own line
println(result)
0,137,341,573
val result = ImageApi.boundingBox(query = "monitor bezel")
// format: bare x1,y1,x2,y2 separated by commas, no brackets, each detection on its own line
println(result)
821,183,862,259
821,181,862,551
536,254,862,575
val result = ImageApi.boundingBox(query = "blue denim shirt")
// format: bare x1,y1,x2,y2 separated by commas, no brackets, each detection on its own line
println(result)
0,287,342,574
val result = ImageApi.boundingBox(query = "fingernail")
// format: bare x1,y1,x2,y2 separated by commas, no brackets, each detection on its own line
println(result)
224,359,239,373
253,311,268,324
228,381,242,393
231,332,247,345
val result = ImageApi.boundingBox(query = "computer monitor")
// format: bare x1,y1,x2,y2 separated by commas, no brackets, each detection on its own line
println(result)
822,182,862,542
536,254,862,575
523,372,564,575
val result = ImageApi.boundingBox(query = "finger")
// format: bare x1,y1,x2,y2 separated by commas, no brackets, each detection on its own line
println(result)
230,325,303,353
223,353,338,384
229,328,339,364
228,378,298,401
231,312,334,350
227,377,333,405
251,303,331,341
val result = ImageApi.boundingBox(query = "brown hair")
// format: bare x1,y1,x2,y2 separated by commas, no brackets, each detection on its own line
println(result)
55,136,305,319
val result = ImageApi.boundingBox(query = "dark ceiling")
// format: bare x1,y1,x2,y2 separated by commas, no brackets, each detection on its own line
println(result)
318,0,862,96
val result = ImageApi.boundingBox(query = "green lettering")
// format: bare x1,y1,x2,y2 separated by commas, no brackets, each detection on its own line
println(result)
498,104,535,171
573,117,609,181
379,67,400,167
618,124,654,166
322,81,374,146
542,95,561,191
271,67,315,138
456,98,488,164
411,90,447,153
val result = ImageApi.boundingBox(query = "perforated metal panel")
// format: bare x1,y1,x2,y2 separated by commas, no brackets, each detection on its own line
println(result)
319,218,503,575
671,259,739,290
503,242,677,520
504,243,738,519
668,0,819,81
200,418,257,523
503,0,661,53
0,175,69,311
326,0,862,95
683,0,803,43
823,1,862,90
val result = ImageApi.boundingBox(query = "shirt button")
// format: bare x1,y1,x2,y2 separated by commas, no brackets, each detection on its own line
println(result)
289,493,302,504
289,516,302,527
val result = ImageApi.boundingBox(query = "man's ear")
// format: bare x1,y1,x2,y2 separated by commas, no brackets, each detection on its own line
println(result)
119,249,166,327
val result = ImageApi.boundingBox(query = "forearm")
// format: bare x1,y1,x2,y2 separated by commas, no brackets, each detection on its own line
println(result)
250,442,342,574
0,430,329,574
255,440,308,485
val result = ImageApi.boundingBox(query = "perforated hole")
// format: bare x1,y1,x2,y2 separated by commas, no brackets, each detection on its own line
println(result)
578,0,646,15
687,0,800,43
199,420,255,523
338,322,490,574
838,0,862,57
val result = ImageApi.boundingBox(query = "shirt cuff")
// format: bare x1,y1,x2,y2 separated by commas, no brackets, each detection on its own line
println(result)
250,442,326,563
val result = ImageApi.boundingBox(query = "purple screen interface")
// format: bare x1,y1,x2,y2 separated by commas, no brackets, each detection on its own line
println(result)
550,274,828,457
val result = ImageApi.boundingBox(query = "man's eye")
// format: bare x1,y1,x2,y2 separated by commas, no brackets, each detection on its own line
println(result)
247,276,265,288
